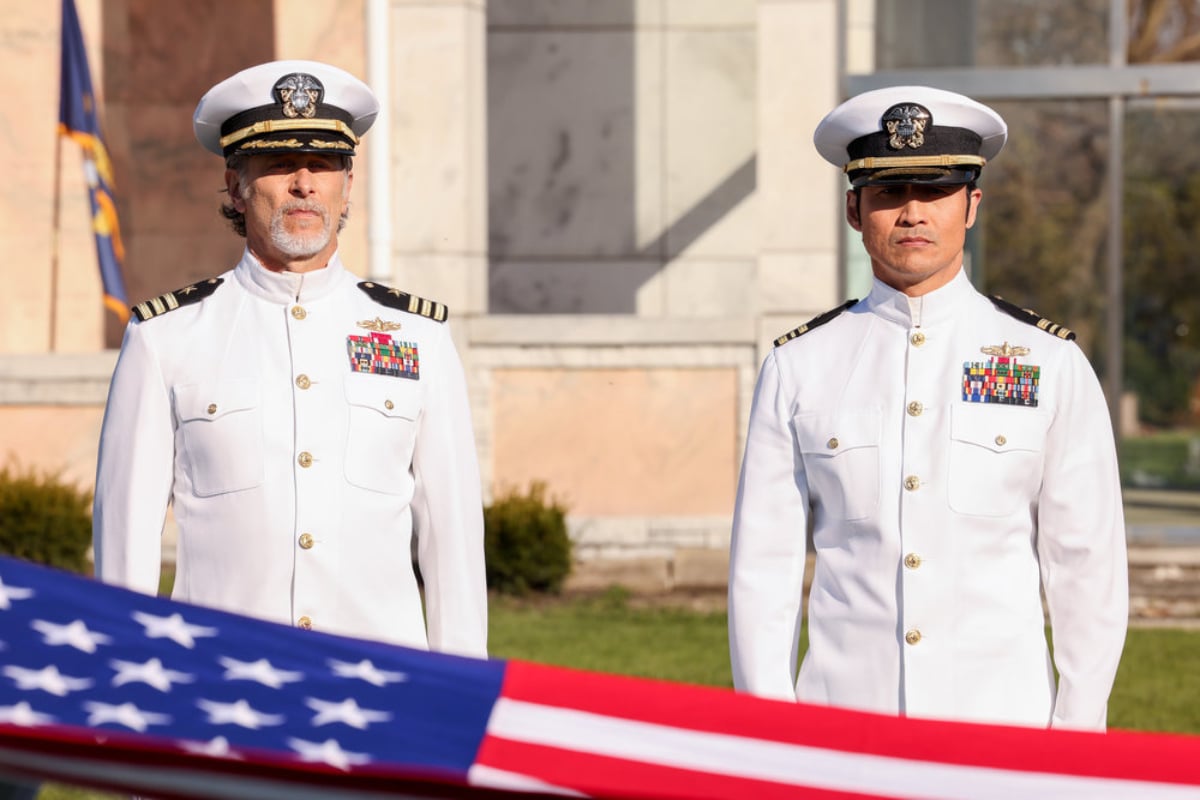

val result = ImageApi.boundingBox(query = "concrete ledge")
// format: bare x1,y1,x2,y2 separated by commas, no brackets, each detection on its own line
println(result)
0,352,117,405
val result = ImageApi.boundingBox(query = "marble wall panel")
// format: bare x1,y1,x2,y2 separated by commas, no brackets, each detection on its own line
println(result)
393,254,488,320
490,259,662,314
660,259,756,317
758,0,841,254
391,4,484,256
273,0,366,69
488,0,657,29
490,367,738,516
758,251,840,317
0,407,105,489
488,29,650,259
663,28,756,259
663,0,756,27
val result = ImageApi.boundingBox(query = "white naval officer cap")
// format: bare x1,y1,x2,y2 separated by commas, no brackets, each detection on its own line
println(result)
813,85,1007,187
193,59,379,159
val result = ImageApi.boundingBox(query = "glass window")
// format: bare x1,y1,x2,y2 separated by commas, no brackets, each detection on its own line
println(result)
872,0,1109,69
1122,104,1200,489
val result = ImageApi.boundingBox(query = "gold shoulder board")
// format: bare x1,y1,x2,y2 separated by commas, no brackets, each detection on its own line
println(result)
988,295,1076,341
357,281,449,323
131,278,224,322
774,299,857,347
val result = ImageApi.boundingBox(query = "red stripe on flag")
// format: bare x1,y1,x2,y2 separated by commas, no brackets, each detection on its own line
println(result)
500,661,1200,787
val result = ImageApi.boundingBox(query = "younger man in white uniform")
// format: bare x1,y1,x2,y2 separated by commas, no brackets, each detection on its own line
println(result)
728,86,1127,729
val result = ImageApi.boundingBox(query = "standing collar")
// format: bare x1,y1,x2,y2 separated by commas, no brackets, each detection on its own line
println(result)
864,267,975,328
233,249,347,304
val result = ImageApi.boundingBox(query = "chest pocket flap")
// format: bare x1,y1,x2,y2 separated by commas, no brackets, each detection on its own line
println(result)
951,404,1050,454
173,381,263,496
174,381,260,423
792,410,881,521
343,374,422,421
794,410,881,457
344,373,423,494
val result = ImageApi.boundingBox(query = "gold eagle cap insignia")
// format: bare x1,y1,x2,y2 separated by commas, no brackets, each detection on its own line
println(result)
357,317,402,333
980,341,1030,357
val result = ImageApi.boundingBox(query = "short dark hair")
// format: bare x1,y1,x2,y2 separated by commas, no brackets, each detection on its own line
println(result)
218,154,353,237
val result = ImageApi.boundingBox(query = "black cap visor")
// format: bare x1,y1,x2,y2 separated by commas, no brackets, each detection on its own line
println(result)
849,164,980,187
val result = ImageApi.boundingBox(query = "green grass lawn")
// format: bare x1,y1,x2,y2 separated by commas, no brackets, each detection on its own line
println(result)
490,591,1200,735
35,593,1200,799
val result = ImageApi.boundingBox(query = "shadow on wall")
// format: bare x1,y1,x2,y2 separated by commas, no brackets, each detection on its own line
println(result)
486,3,756,314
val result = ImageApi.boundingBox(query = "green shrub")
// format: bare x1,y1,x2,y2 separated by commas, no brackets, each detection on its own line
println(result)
484,482,571,595
0,463,93,573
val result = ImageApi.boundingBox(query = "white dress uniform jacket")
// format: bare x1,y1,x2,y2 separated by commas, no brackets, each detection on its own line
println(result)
94,251,487,657
729,269,1127,729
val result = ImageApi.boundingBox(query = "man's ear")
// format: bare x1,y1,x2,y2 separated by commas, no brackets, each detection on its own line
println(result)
225,169,246,212
846,189,863,232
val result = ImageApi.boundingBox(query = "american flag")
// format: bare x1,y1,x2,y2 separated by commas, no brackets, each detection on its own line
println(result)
0,555,1198,799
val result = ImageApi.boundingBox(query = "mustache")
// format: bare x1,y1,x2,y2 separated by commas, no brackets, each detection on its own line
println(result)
278,200,329,218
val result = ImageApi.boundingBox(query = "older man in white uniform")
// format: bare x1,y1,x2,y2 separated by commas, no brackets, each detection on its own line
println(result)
93,61,487,657
728,86,1127,729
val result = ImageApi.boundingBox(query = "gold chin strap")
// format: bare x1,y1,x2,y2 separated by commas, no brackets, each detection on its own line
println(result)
844,154,986,173
219,117,358,149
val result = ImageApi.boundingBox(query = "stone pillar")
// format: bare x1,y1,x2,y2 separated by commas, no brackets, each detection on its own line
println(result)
387,0,488,317
756,0,842,357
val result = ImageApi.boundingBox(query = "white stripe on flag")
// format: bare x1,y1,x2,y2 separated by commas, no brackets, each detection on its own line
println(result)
487,699,1200,800
467,764,585,796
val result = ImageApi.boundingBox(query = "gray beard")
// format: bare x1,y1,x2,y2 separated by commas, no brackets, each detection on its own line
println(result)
268,202,333,258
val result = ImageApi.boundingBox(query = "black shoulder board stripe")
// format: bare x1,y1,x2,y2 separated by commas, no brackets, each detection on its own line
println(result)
357,281,449,323
988,295,1076,341
131,278,224,322
774,299,858,347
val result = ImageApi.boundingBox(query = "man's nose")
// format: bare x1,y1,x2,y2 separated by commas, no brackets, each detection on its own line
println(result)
290,169,315,195
896,195,927,225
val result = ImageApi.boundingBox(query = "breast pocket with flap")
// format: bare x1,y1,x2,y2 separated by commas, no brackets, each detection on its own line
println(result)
948,403,1050,517
793,410,881,521
173,381,264,497
344,373,423,494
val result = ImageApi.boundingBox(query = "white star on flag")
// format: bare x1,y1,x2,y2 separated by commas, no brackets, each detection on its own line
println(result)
305,697,392,729
3,665,93,697
0,702,55,727
83,701,171,733
179,736,242,760
0,577,33,610
219,656,303,689
110,658,195,692
328,658,408,687
196,698,285,729
31,619,113,654
287,737,371,771
132,611,217,649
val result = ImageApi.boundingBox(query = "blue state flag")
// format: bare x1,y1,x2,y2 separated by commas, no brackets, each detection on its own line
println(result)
58,0,129,323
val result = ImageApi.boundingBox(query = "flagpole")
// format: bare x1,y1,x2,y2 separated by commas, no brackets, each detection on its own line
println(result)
49,124,62,353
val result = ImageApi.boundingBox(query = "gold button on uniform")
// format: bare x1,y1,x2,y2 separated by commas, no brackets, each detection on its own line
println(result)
907,401,923,417
297,616,313,630
295,374,311,390
904,475,921,491
995,434,1007,446
298,451,313,468
384,399,394,410
299,533,314,550
905,629,922,645
910,331,926,346
826,437,839,450
904,553,922,569
291,305,307,320
206,403,218,415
